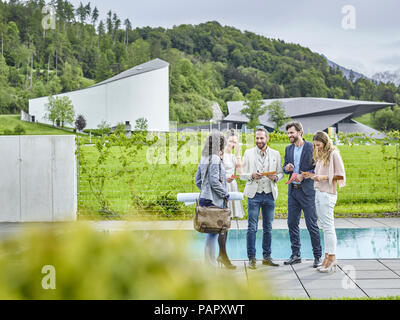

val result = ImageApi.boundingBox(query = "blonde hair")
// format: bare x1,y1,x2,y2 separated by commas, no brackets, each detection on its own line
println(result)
313,131,337,166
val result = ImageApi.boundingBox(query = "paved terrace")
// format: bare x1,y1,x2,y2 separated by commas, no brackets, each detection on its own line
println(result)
92,217,400,299
0,218,399,299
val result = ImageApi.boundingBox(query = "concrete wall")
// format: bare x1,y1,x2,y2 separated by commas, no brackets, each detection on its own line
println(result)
29,66,170,131
0,136,77,222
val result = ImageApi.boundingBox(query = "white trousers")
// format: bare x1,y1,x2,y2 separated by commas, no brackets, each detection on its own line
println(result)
315,189,338,255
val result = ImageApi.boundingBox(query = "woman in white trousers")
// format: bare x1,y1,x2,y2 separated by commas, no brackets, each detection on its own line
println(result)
304,131,346,273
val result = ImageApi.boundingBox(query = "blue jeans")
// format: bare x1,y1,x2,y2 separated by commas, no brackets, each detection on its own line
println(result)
247,192,275,259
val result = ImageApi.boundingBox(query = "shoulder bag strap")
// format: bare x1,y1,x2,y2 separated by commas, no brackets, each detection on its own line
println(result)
197,156,212,203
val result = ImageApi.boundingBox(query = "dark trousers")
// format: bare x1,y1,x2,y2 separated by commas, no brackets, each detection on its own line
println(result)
287,187,322,259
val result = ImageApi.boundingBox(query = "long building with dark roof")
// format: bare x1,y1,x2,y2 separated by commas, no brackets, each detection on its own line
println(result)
223,97,394,138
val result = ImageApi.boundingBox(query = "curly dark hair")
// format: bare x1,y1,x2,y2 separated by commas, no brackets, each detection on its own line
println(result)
201,131,226,157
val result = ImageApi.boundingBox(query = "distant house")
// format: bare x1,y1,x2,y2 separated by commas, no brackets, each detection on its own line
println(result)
29,59,170,132
223,97,394,138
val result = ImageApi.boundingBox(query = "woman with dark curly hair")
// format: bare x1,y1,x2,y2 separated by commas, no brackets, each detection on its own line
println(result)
195,131,235,269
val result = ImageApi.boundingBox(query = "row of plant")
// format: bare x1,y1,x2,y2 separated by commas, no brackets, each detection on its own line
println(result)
77,130,400,219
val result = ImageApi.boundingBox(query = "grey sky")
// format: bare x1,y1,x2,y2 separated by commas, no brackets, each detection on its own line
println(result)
69,0,400,77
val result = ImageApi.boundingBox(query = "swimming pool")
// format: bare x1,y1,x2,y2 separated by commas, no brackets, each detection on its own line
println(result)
156,228,400,260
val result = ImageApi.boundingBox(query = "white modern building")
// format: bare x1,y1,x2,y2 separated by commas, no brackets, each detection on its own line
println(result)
29,59,170,131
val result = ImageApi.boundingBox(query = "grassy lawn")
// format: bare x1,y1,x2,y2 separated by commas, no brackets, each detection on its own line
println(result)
78,133,399,219
353,113,377,129
0,115,75,135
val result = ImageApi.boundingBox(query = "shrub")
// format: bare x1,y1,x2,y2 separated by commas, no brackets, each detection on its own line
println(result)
13,124,26,135
3,129,13,135
0,226,272,299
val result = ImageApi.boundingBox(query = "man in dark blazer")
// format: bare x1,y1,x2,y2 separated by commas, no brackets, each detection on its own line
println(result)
283,121,322,268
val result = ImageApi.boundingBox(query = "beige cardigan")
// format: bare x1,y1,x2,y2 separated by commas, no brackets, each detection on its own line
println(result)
240,147,283,200
314,150,346,195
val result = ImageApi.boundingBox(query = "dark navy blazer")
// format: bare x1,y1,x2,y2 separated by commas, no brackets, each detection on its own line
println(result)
283,141,316,196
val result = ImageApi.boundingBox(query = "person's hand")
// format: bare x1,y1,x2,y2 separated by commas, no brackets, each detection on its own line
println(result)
252,173,262,180
227,177,234,183
294,174,304,183
267,174,277,182
285,163,294,172
234,144,242,157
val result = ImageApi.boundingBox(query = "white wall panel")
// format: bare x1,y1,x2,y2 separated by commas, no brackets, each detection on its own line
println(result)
0,137,21,222
0,136,76,222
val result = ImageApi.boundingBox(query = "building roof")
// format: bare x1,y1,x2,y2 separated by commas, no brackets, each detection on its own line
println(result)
338,120,386,139
91,58,169,88
224,97,394,136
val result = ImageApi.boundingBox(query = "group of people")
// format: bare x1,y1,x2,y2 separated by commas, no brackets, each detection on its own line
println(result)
195,121,346,273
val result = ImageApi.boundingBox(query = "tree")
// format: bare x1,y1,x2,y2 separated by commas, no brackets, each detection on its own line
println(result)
61,61,83,91
134,117,148,132
45,95,75,127
97,120,111,136
266,100,291,131
241,89,267,129
373,106,400,131
75,114,87,132
124,18,131,49
91,6,99,27
112,13,121,44
106,10,113,35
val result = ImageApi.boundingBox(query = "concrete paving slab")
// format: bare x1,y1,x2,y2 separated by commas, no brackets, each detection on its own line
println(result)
334,219,360,229
372,218,400,228
344,270,400,279
379,259,400,263
263,272,299,280
301,279,349,290
273,290,309,299
247,269,295,280
265,279,304,290
379,260,400,270
272,219,287,229
363,289,400,298
307,288,367,299
291,261,317,271
345,218,389,228
356,279,400,289
296,270,349,280
337,260,389,270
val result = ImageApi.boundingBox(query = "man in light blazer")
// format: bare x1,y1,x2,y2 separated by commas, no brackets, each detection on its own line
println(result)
283,121,322,268
240,128,283,269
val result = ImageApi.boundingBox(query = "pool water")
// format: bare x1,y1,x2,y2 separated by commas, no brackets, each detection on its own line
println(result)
185,228,400,260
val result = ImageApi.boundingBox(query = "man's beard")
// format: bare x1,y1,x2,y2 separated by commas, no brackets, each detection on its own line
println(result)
257,142,267,150
290,136,298,143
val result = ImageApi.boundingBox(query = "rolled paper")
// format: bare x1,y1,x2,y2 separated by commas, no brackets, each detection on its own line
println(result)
261,171,276,176
286,173,298,185
177,192,244,206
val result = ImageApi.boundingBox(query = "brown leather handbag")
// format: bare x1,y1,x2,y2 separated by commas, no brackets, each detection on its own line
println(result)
194,159,231,234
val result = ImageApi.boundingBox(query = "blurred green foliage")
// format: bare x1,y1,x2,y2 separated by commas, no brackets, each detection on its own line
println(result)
0,226,272,300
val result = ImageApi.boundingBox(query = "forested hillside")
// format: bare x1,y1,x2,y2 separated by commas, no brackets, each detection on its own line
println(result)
1,0,399,127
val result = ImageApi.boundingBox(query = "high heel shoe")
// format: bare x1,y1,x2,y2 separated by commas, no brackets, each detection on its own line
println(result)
318,260,337,273
217,256,237,270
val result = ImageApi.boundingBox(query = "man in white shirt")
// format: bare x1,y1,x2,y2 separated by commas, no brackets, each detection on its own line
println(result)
240,128,284,269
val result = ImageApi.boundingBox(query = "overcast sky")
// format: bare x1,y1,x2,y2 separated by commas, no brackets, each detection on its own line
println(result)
69,0,400,77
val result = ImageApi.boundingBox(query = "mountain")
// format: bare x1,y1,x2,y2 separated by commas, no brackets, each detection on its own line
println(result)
372,69,400,86
0,0,399,124
321,55,371,82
